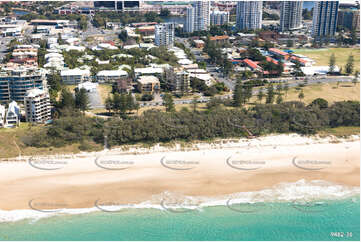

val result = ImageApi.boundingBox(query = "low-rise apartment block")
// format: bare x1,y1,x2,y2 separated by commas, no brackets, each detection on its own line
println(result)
96,70,128,83
137,76,160,94
60,69,91,85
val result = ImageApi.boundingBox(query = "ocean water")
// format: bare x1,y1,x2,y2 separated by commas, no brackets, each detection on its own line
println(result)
0,196,359,241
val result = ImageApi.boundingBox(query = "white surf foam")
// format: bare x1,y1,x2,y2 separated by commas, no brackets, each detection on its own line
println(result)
0,179,359,223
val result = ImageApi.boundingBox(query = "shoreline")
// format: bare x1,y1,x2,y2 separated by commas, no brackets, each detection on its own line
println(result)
0,134,359,213
0,180,359,223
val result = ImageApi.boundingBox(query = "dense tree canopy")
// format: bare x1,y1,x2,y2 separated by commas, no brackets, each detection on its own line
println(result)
23,100,360,150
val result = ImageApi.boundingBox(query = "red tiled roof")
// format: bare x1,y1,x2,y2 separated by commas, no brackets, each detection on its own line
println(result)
10,57,37,63
243,59,260,70
291,56,307,63
210,35,229,41
269,48,288,56
104,41,115,46
266,56,278,65
132,22,158,27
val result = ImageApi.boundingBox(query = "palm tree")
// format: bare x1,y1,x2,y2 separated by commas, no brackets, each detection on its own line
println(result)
298,90,305,102
257,89,264,104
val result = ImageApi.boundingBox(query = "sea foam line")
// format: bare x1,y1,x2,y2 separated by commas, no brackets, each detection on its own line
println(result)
0,179,359,223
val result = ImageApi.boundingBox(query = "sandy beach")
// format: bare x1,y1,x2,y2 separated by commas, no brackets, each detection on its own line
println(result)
0,134,359,211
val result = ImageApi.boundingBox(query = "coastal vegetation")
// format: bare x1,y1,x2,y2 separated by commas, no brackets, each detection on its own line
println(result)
19,99,359,151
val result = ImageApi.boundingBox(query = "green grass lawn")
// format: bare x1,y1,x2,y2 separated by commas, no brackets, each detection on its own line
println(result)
318,126,360,137
291,47,360,73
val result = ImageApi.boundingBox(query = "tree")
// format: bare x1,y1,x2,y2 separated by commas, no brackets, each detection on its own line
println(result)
159,8,170,17
350,29,358,45
47,71,62,104
207,97,221,110
302,8,312,20
221,57,233,77
126,93,135,112
293,61,302,75
75,88,90,112
277,61,284,76
352,71,359,86
59,88,75,110
345,55,354,75
192,96,198,112
105,95,113,114
355,70,359,78
329,53,336,73
284,82,289,97
276,84,282,94
118,30,128,42
276,94,283,104
266,84,275,104
57,33,65,45
257,89,264,103
310,98,328,109
163,93,175,112
78,15,88,30
298,90,305,102
233,81,244,107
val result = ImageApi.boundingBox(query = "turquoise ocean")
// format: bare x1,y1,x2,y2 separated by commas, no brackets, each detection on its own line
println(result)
0,196,359,241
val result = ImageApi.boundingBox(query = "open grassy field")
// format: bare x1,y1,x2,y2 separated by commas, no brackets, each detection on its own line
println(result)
282,82,360,104
251,82,360,105
291,48,360,73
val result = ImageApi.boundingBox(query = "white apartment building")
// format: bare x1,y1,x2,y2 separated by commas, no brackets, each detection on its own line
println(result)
96,70,129,83
155,23,175,47
5,101,20,127
210,10,229,26
184,1,210,33
134,67,163,77
280,1,303,32
184,6,195,33
194,1,210,31
236,1,263,30
60,69,91,84
24,88,51,124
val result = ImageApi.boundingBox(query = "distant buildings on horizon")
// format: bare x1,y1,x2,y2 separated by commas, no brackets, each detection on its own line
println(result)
236,1,263,30
312,1,339,39
184,1,210,33
280,1,303,32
